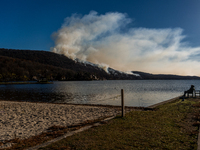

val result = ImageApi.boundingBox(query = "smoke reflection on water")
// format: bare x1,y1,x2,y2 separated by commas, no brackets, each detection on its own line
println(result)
0,80,199,107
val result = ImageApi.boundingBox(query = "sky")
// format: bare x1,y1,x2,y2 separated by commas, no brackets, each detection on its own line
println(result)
1,0,200,76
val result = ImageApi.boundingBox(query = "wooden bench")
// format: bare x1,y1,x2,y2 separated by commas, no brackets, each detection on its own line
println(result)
185,90,200,97
195,90,200,97
185,91,194,97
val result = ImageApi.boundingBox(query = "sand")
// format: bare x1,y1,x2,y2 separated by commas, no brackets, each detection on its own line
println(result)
0,101,122,142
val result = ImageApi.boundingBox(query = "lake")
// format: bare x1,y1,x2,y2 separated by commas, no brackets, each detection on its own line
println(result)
0,80,199,107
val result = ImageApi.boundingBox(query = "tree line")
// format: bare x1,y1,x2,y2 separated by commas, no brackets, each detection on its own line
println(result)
0,48,141,81
0,55,103,81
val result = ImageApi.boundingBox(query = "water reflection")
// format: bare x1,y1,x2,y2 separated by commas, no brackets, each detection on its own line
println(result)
0,80,199,107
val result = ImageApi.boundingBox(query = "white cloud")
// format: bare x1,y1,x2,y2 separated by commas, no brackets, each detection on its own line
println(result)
51,11,200,76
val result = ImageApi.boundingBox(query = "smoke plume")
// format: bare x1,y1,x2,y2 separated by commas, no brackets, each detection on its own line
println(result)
51,11,200,76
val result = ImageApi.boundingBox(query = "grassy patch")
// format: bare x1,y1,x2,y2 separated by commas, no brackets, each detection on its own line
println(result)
39,99,199,150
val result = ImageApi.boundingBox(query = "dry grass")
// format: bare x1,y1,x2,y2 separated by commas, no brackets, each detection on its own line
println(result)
39,99,199,150
1,98,200,150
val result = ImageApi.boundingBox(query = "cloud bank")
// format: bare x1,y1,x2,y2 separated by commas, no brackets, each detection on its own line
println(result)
51,11,200,76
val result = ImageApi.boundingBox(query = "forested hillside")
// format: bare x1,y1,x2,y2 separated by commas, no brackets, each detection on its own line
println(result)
0,48,199,81
0,48,139,81
0,55,77,81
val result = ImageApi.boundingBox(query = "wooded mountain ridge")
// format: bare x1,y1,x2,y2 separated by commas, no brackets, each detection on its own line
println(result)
0,48,139,81
0,48,199,81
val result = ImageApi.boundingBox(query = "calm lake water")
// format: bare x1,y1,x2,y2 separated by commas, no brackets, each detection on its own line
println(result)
0,80,199,107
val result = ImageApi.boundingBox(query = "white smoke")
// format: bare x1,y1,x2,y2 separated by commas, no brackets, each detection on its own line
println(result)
51,11,200,76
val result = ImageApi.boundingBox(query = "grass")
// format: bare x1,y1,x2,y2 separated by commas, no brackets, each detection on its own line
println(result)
39,99,199,150
1,98,200,150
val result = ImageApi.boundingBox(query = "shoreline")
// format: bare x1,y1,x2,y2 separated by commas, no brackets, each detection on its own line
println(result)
147,95,181,108
0,99,145,109
0,96,182,149
31,97,199,150
0,100,139,143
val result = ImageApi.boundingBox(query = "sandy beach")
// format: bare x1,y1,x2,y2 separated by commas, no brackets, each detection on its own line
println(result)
0,100,125,142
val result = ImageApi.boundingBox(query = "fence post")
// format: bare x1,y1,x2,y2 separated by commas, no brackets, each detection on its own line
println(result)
121,89,125,117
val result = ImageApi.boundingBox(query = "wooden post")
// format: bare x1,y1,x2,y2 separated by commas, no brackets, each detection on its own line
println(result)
121,89,125,117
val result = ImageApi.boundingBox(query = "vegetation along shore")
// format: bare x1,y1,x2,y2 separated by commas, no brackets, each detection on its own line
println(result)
0,81,53,85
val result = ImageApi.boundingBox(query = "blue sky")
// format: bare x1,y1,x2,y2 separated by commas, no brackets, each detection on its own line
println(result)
1,0,200,75
1,0,200,50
